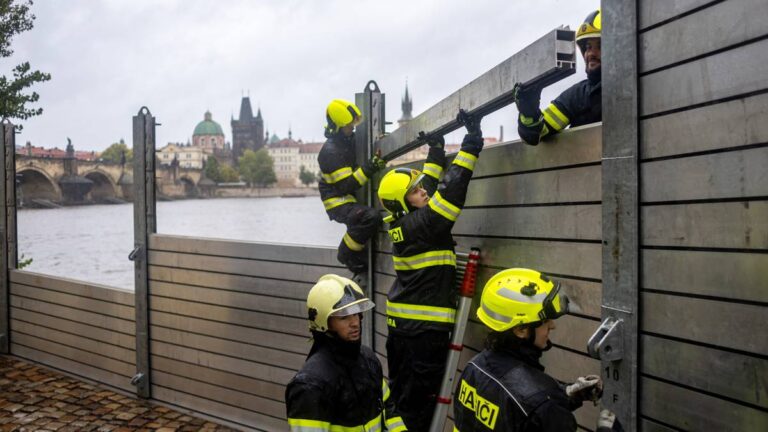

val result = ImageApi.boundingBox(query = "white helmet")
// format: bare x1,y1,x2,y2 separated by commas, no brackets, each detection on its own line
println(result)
307,274,375,332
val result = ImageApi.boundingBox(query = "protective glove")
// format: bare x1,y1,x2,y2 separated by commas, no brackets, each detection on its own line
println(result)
596,409,622,432
565,375,603,404
512,82,543,118
457,109,483,138
418,131,445,149
363,149,386,174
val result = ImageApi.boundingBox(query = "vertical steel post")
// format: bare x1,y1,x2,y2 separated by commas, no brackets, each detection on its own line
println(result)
600,0,639,429
131,107,157,398
0,120,17,354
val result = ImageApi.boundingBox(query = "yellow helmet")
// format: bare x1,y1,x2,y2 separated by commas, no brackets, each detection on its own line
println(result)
576,9,601,53
477,268,569,332
307,274,375,332
377,167,425,218
325,99,362,134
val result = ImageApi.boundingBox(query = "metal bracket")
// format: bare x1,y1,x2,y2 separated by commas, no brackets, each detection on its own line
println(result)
130,372,145,387
587,317,624,361
128,246,142,261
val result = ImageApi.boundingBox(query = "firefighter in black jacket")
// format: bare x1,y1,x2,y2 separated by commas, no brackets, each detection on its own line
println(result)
285,274,407,432
453,268,621,432
319,99,387,274
516,9,602,145
376,109,483,431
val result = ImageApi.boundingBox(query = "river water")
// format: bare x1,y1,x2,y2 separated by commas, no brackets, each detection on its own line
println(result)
17,197,345,290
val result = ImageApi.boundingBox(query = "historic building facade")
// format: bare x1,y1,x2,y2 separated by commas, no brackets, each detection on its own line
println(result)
231,97,265,164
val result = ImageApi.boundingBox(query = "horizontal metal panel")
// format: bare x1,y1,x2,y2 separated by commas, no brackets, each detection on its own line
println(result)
12,332,134,377
641,39,768,116
642,147,768,202
640,0,768,72
152,281,306,319
151,326,305,371
643,249,768,302
150,234,339,267
453,205,602,241
12,319,134,365
642,334,767,408
464,165,601,207
641,377,768,431
152,355,286,402
10,270,134,306
152,385,286,432
540,346,600,383
374,272,395,296
640,418,679,432
641,92,768,159
149,251,336,284
642,292,768,355
153,370,285,419
11,308,135,349
639,0,715,30
642,201,768,249
12,344,133,393
151,340,296,385
150,296,307,337
150,266,312,301
150,311,309,356
10,283,134,320
10,295,135,335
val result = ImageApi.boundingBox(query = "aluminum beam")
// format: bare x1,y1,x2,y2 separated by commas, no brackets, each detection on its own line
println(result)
378,28,575,161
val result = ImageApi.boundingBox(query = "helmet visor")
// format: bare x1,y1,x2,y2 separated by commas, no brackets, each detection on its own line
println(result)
540,281,569,320
330,298,375,317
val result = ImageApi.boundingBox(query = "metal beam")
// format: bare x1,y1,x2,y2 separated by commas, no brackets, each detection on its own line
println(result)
0,120,17,353
378,28,575,161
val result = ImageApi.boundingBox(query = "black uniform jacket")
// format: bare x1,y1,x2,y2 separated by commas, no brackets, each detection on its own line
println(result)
385,137,482,334
318,133,375,214
285,334,406,432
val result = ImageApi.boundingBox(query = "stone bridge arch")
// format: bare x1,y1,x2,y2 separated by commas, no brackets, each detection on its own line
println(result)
179,176,198,197
82,169,119,202
17,167,62,204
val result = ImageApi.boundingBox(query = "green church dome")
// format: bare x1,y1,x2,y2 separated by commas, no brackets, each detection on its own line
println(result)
193,111,224,136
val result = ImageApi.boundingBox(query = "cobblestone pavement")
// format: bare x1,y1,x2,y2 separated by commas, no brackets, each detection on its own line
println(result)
0,356,239,432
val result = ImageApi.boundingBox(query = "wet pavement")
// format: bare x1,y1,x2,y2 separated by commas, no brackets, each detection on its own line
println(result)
0,356,239,432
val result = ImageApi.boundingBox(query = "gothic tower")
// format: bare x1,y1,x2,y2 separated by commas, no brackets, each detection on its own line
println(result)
231,96,265,163
398,82,413,127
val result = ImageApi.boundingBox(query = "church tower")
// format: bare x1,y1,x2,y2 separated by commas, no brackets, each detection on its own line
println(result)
398,82,413,127
231,96,265,163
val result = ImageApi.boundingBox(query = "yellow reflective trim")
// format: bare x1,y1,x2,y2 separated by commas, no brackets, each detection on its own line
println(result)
392,249,456,271
452,150,477,171
352,167,368,186
542,103,569,131
322,166,353,184
428,191,461,222
382,379,391,401
323,195,357,211
457,379,500,429
343,233,365,252
453,427,460,432
385,416,407,432
423,162,443,180
288,418,330,432
386,300,456,324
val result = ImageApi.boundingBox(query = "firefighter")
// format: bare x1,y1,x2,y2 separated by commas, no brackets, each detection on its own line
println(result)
515,9,602,145
377,109,484,431
453,268,621,432
285,274,407,432
318,98,387,275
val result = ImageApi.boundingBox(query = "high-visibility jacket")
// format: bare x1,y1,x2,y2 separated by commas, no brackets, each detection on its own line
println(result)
453,346,581,432
318,133,375,213
518,76,601,145
286,335,406,432
385,137,482,333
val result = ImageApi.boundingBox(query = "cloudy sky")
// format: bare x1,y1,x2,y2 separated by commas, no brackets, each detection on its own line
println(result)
4,0,596,151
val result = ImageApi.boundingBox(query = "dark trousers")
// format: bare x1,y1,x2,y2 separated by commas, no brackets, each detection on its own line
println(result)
328,203,379,274
386,330,450,432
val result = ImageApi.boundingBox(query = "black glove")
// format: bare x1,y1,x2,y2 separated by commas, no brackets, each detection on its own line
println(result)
363,153,386,174
417,131,445,149
512,82,542,118
457,109,483,150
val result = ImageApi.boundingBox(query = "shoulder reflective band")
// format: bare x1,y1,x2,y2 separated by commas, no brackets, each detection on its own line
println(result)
288,415,383,432
352,167,368,186
323,195,357,211
392,249,456,271
385,416,407,432
343,233,365,251
423,162,443,180
322,166,353,184
428,191,461,222
452,150,478,171
387,300,456,324
382,379,391,401
542,103,569,132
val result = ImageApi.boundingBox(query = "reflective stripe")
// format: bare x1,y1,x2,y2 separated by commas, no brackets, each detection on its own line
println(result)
392,250,456,271
428,191,461,222
322,166,353,184
423,162,443,180
382,379,391,402
288,415,382,432
343,233,365,252
498,287,548,304
323,195,357,211
542,103,569,131
385,416,407,432
387,300,456,324
352,167,368,186
519,113,543,127
452,151,477,171
453,427,460,432
479,302,510,325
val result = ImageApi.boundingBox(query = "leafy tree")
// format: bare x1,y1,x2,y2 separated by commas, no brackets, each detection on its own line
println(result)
0,0,51,128
203,156,222,182
238,149,276,187
299,165,316,186
219,164,240,183
100,139,132,164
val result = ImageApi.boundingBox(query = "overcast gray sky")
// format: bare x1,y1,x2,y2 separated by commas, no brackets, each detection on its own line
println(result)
4,0,596,151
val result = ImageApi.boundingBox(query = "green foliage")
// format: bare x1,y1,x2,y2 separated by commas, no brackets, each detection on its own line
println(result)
219,164,240,182
299,165,316,186
203,156,222,182
18,253,32,269
0,1,51,128
100,139,132,164
238,149,276,187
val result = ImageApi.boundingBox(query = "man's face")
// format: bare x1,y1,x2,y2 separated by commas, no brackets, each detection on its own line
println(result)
406,185,429,209
533,319,556,350
328,313,361,342
582,38,601,74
